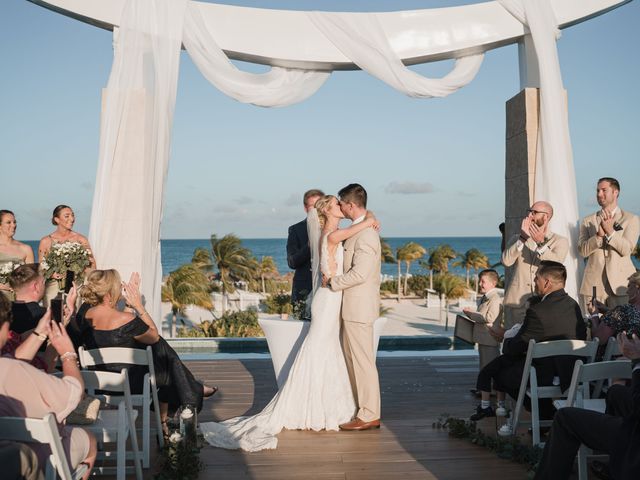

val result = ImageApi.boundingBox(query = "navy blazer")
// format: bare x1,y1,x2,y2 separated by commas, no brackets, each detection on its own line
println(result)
286,219,312,303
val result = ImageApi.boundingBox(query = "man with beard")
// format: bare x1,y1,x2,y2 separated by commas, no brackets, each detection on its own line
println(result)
501,201,568,330
579,177,639,310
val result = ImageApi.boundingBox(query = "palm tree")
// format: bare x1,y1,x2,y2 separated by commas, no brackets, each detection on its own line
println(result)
191,247,213,273
432,273,466,331
454,248,490,288
424,244,457,289
396,242,427,298
258,256,279,294
209,234,259,314
380,238,397,264
161,264,213,337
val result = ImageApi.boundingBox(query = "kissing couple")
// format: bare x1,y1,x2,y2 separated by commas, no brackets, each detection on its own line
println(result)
200,183,383,451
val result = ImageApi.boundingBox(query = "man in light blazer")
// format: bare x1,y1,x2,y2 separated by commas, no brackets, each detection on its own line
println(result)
502,201,568,330
579,177,640,310
327,183,382,431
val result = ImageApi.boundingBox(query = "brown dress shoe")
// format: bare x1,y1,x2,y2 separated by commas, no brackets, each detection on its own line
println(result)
339,418,381,431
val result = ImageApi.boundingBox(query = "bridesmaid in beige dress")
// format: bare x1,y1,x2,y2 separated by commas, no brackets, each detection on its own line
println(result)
38,205,95,306
0,210,34,299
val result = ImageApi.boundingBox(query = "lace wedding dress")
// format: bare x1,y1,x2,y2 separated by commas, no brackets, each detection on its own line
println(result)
200,223,356,451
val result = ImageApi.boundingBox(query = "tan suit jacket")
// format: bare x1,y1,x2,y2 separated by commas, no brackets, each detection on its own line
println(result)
330,228,381,323
472,289,502,346
578,208,640,297
502,232,569,309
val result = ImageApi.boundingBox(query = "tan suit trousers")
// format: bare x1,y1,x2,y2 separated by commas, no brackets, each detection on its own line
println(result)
342,321,380,422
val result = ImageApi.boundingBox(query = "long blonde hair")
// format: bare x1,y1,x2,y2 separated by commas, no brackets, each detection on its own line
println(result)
81,269,122,306
314,195,336,229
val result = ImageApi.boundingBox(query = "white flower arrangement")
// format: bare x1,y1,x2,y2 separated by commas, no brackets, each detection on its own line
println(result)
0,261,20,284
42,241,92,283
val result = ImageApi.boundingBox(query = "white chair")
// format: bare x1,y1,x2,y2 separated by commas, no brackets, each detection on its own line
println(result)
592,337,622,398
0,413,88,480
553,359,632,480
78,346,164,468
81,369,143,480
510,339,599,445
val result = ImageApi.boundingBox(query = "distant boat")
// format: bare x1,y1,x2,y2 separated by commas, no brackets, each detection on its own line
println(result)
28,0,631,69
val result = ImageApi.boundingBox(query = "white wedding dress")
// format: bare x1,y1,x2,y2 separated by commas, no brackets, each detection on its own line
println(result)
200,231,356,452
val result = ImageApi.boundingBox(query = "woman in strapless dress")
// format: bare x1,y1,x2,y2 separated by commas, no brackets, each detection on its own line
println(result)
0,209,34,300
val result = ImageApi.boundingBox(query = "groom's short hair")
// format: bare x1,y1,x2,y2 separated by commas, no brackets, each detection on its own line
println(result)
338,184,367,208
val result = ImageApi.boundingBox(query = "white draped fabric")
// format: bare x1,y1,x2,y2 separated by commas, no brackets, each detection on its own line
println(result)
499,0,581,300
308,12,484,98
183,3,330,108
89,0,187,326
90,0,578,330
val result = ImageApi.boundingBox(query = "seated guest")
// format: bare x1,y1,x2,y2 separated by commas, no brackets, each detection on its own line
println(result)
7,264,76,371
78,269,217,433
471,261,586,420
534,332,640,480
587,272,640,345
0,441,42,480
0,294,96,479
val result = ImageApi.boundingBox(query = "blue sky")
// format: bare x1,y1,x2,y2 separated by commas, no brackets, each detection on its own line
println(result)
1,0,639,239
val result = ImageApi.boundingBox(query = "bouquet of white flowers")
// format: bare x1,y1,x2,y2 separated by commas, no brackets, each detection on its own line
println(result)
0,261,20,285
42,242,92,286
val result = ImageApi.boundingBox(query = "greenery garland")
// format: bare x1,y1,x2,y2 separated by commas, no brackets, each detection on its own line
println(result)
433,414,542,478
154,433,204,480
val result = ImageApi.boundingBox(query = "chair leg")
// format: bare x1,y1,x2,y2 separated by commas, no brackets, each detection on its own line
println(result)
117,431,126,480
143,405,150,468
530,393,541,445
577,445,589,480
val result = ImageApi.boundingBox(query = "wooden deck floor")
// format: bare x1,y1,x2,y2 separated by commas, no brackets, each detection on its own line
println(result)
182,355,532,480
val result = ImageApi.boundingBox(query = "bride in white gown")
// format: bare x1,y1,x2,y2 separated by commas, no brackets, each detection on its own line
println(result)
200,195,379,451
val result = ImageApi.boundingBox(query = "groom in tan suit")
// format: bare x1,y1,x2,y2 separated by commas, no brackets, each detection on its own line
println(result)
327,183,382,431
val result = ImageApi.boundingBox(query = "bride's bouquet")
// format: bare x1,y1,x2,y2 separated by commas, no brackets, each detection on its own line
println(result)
41,242,92,286
0,261,20,285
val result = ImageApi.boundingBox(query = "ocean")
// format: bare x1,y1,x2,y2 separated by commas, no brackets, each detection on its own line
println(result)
27,237,503,278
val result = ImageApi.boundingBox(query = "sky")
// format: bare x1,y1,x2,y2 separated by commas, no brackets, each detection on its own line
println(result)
1,0,639,240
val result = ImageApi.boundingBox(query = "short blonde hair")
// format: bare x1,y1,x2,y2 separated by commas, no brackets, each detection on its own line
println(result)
314,195,336,228
81,269,122,306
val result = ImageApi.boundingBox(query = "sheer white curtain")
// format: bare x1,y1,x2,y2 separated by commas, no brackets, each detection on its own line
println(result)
89,0,187,327
499,0,581,300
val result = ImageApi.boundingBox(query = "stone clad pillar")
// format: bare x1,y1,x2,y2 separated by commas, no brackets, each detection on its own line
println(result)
503,88,539,329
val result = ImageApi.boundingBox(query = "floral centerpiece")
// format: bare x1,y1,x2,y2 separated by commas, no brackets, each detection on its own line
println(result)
41,242,92,288
0,261,20,285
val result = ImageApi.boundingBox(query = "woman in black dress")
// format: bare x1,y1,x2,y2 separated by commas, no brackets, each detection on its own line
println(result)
78,269,217,431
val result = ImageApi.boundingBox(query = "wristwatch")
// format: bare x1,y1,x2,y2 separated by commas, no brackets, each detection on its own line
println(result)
327,278,332,289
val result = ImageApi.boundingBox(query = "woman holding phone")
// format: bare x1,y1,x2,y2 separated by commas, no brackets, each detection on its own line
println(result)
38,205,95,306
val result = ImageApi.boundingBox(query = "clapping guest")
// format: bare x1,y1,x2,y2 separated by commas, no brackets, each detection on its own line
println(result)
588,272,640,345
78,269,217,434
38,205,96,306
0,210,34,298
0,294,97,480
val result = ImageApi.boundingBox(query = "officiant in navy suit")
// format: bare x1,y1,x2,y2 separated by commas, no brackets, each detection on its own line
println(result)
287,189,324,305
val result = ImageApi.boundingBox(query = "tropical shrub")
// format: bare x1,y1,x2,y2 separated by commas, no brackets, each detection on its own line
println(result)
178,309,262,338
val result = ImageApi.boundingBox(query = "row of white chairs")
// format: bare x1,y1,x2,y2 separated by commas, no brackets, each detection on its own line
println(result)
503,336,630,480
0,346,165,480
